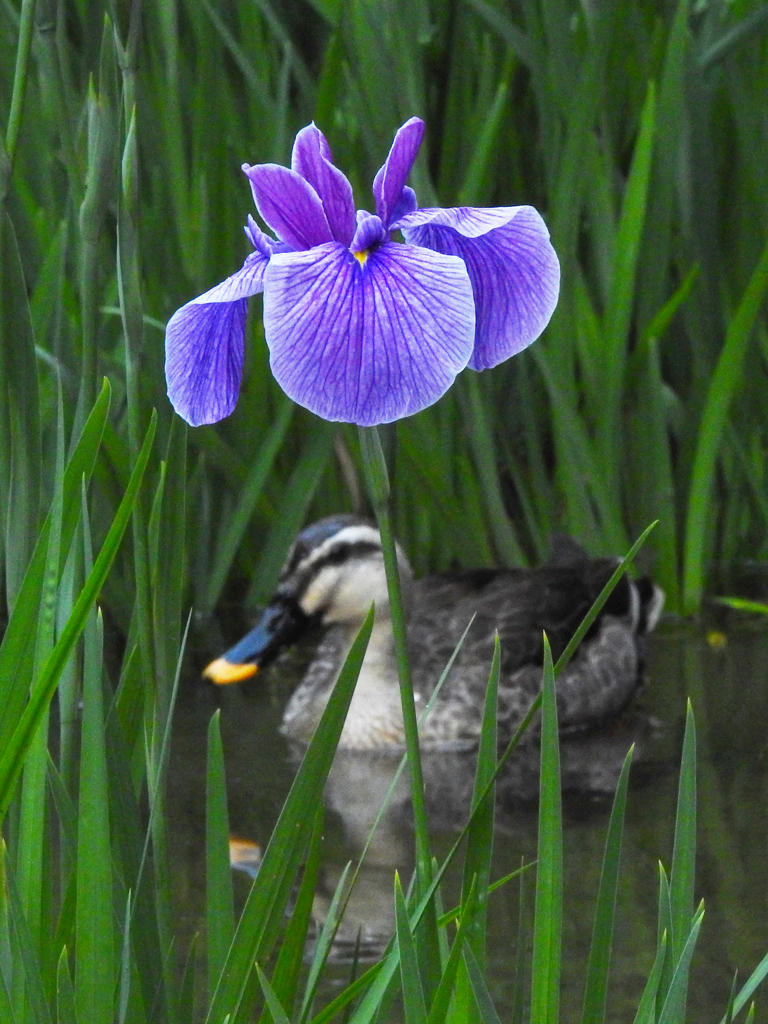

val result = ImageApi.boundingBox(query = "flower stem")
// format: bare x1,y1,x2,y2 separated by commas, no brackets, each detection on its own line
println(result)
358,425,432,887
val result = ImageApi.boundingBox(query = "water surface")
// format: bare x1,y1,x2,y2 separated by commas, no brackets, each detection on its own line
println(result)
168,613,768,1021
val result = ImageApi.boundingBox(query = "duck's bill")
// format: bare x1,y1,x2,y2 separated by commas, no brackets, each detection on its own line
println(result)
203,600,309,685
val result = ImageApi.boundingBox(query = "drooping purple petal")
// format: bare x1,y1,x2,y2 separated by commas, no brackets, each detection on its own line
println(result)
291,124,356,247
242,163,333,251
262,240,475,425
372,118,425,228
191,250,270,303
399,205,560,369
165,252,267,426
166,300,246,426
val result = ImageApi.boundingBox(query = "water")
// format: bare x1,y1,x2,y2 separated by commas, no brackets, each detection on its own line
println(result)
167,612,768,1021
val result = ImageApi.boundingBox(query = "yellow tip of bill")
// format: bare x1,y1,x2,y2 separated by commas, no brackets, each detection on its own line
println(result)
203,657,259,685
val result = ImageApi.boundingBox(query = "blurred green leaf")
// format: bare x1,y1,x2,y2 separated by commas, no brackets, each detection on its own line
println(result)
205,606,373,1023
580,747,633,1024
206,710,234,1000
530,636,562,1024
395,873,427,1024
0,409,155,821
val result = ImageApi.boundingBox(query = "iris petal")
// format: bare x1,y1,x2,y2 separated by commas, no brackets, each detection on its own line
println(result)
372,118,425,228
262,240,475,425
291,124,356,247
165,252,267,426
242,163,333,251
399,205,560,369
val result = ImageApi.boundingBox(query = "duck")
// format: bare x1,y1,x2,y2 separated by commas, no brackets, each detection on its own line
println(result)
203,515,664,751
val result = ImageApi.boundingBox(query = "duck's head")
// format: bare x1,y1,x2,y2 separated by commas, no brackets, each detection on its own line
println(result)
203,515,411,685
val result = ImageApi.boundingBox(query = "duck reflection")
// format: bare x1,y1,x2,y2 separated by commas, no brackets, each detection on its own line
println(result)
306,710,662,962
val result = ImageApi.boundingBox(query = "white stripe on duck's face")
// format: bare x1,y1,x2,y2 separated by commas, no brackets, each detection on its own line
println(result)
299,553,390,623
290,524,411,626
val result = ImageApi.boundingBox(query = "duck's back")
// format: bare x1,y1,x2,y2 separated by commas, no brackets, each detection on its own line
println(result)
408,559,648,747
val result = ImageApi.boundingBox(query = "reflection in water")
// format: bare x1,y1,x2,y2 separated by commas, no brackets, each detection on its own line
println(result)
167,616,768,1021
312,713,661,963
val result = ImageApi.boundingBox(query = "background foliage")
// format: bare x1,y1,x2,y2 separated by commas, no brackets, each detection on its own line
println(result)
1,0,768,1020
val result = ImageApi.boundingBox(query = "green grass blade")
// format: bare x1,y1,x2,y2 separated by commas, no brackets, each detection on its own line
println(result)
460,0,535,69
698,5,768,69
298,853,350,1024
0,209,41,610
529,635,562,1024
5,853,52,1024
723,972,739,1024
56,948,77,1024
580,746,634,1024
555,522,657,674
462,374,526,565
0,379,110,761
720,948,768,1023
117,893,132,1024
0,409,155,822
599,81,656,474
205,607,374,1024
395,873,427,1024
74,579,114,1024
206,710,234,999
246,419,335,607
267,806,324,1024
204,397,294,615
657,903,705,1024
655,863,673,1014
0,966,16,1024
682,232,768,612
670,701,697,967
631,931,668,1024
256,964,291,1024
511,860,527,1024
462,944,502,1024
426,877,479,1024
461,636,500,966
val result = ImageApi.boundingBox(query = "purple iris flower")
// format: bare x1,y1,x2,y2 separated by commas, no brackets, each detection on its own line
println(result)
165,117,560,427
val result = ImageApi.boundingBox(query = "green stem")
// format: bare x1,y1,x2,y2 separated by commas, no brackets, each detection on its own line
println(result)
357,426,431,887
4,0,37,173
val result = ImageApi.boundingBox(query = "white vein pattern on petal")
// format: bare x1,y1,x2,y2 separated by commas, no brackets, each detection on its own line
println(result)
263,242,474,423
190,252,269,305
362,245,473,420
404,207,559,369
246,165,333,250
396,205,527,239
166,298,246,425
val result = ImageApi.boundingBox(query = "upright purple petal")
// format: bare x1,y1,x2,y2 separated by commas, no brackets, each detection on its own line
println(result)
372,118,425,228
165,252,268,426
262,240,475,425
399,205,560,369
242,163,333,251
389,185,418,226
350,214,386,254
291,124,356,247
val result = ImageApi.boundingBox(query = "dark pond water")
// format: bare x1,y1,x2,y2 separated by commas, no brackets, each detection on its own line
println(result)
168,611,768,1022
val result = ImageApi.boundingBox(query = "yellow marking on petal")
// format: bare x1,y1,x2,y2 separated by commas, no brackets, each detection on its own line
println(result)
353,249,368,266
203,657,259,685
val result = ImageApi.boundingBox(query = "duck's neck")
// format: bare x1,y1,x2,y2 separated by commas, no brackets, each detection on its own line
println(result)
339,611,405,748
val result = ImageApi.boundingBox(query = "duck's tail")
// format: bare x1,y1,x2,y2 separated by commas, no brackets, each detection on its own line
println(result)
628,577,665,635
